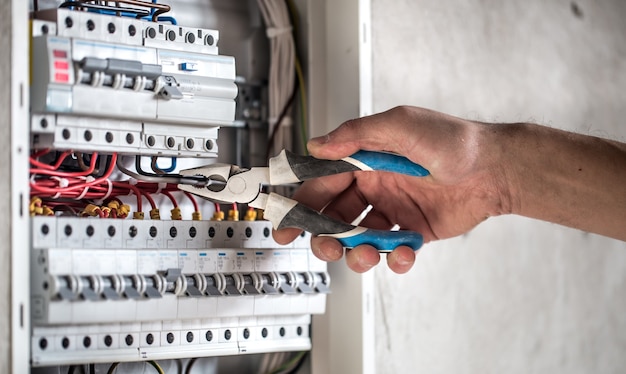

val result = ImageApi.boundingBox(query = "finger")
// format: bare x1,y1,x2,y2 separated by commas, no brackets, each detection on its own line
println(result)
307,108,414,159
386,246,416,274
272,227,302,245
310,236,344,262
291,172,355,211
357,205,395,230
345,245,380,273
321,181,371,225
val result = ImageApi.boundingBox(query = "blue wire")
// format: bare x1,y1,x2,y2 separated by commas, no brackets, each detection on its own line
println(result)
155,157,177,173
84,1,178,25
157,16,177,25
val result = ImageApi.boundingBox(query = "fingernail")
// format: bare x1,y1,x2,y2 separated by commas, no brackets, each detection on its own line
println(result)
309,134,330,146
396,255,412,266
321,244,341,260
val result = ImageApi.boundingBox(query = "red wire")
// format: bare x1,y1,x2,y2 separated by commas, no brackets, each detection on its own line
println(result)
31,148,51,158
30,152,99,177
161,190,178,208
30,153,117,194
29,150,72,170
111,182,143,212
183,191,199,212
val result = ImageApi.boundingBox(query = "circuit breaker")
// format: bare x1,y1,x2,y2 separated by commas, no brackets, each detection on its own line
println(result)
27,1,328,371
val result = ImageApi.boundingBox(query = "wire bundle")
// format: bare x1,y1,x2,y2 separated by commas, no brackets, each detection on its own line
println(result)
256,0,296,156
29,150,201,220
56,0,176,24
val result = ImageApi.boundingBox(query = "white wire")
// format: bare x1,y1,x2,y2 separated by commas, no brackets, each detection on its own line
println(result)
257,0,296,154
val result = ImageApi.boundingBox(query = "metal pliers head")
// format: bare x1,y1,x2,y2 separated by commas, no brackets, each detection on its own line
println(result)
178,163,270,205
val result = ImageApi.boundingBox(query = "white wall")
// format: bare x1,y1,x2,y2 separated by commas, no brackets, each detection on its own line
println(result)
370,1,626,373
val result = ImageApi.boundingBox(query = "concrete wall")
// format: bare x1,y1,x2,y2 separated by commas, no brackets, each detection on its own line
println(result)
370,1,626,373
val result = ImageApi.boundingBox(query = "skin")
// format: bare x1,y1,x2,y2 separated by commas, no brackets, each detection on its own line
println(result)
272,106,626,274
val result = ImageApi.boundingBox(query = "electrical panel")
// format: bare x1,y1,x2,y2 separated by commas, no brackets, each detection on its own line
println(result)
28,1,326,371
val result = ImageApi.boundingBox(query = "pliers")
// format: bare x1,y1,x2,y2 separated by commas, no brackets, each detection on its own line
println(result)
178,150,430,252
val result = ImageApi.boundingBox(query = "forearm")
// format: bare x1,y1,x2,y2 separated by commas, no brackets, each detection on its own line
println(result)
487,123,626,240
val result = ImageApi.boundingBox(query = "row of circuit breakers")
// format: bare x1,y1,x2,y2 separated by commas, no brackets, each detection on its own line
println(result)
29,8,329,366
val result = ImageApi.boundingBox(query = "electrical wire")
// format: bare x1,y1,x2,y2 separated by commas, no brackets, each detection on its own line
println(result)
148,360,165,374
161,190,178,208
30,153,118,194
257,0,296,155
29,150,72,170
184,358,197,374
151,156,177,173
269,351,307,374
286,0,308,154
30,152,99,177
183,191,200,212
107,361,163,374
106,362,120,374
266,85,298,159
58,0,174,23
115,156,213,187
294,57,308,154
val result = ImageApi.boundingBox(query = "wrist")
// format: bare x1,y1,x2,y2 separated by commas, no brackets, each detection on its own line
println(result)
475,121,529,217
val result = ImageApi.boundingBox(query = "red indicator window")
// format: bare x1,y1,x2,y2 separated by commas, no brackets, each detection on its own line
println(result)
55,72,69,83
53,49,68,58
54,61,69,70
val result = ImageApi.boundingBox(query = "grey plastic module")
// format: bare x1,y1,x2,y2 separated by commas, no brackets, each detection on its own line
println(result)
106,58,143,76
80,57,108,72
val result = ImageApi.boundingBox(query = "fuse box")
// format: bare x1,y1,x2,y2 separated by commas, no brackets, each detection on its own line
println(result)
26,1,328,372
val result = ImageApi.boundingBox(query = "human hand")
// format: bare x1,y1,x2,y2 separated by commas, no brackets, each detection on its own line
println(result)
273,106,512,273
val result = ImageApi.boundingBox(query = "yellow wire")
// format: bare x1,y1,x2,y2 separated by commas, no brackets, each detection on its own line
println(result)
148,360,165,374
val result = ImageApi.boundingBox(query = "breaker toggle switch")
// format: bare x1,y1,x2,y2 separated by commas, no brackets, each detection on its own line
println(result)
51,275,79,301
143,275,164,299
204,274,223,296
121,275,142,299
161,268,182,283
295,272,315,294
223,274,242,296
158,76,184,100
78,276,100,301
313,272,331,294
278,272,298,295
77,57,162,92
100,275,121,300
259,273,279,295
184,275,204,297
241,274,261,295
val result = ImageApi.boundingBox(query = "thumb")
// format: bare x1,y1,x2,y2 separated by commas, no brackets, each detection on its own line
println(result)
307,109,411,160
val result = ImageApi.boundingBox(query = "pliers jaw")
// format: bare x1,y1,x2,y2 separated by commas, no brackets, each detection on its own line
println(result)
178,164,270,205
